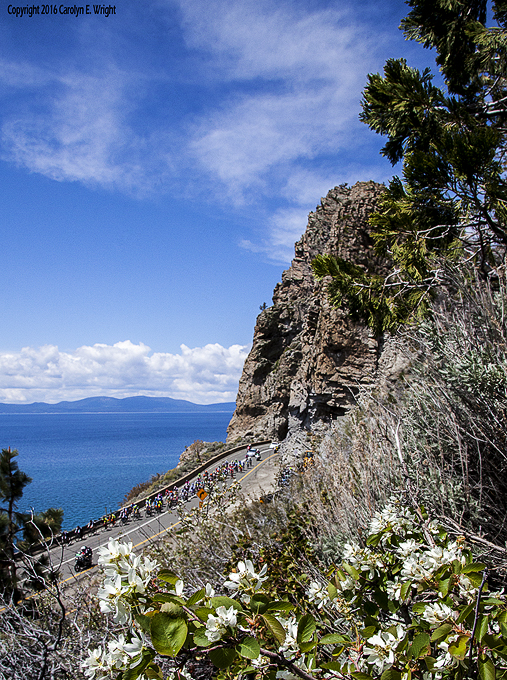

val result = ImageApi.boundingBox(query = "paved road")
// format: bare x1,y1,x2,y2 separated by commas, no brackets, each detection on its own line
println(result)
52,444,280,583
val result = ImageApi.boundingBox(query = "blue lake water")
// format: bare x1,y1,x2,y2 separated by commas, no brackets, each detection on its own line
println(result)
0,412,233,530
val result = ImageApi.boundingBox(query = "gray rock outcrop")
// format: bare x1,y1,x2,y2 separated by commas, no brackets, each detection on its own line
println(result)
227,181,389,449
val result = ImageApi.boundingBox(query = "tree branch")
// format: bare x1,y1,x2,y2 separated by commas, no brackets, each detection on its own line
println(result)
259,647,319,680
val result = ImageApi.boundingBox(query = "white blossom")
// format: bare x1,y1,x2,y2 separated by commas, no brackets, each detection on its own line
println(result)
223,559,268,592
82,648,107,679
421,602,456,626
363,627,405,672
307,581,330,608
97,538,134,566
98,574,132,624
278,616,299,658
205,605,238,642
386,578,404,602
422,543,465,572
171,579,184,597
369,502,416,536
397,539,420,557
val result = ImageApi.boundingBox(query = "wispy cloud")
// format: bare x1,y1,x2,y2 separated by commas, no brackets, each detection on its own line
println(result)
0,0,394,258
184,0,375,202
178,0,390,258
0,341,249,404
240,206,313,262
1,65,173,195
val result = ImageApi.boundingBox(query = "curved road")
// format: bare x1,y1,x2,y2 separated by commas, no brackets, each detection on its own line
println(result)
50,444,280,582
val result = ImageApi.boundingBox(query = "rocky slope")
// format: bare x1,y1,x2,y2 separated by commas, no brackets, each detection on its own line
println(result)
227,181,393,452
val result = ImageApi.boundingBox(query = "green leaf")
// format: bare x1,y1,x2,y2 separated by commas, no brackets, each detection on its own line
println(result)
297,614,316,644
208,646,237,669
367,532,382,547
374,588,389,611
364,601,379,617
457,603,475,625
332,645,345,658
153,593,185,605
452,560,462,575
342,562,360,580
322,661,343,671
211,596,243,611
438,577,451,598
400,581,412,600
150,613,188,657
478,655,496,680
261,613,286,645
431,623,453,642
237,636,260,659
352,673,375,680
449,635,468,660
135,614,152,633
194,606,213,621
267,600,295,612
193,629,212,648
159,602,183,617
157,569,179,585
410,632,430,659
122,666,146,680
122,649,155,680
462,563,487,574
477,615,490,643
300,639,317,653
144,665,164,680
467,571,486,588
381,668,402,680
396,634,409,654
424,656,436,671
361,626,377,639
320,633,351,645
328,583,338,599
482,635,505,653
186,588,205,606
249,594,270,614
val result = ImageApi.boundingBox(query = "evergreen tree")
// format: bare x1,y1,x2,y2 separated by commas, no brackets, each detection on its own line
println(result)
313,0,507,333
0,448,32,598
0,448,63,599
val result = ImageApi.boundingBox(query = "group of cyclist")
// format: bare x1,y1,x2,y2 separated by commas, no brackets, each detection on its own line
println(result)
68,447,265,570
65,452,259,546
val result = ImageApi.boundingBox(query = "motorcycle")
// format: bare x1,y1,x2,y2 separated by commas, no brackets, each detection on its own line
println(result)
74,547,93,572
246,447,261,460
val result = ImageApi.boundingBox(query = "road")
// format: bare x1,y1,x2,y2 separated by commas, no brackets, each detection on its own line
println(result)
51,444,280,583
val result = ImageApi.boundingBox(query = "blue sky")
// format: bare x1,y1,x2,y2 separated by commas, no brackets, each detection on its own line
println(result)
0,0,435,403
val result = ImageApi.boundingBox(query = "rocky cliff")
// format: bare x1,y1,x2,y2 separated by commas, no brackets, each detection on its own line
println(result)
227,181,391,450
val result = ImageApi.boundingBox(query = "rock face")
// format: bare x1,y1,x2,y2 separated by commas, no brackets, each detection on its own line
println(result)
227,181,388,446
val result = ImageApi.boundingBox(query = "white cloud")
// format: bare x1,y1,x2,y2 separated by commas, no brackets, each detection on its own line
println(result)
190,88,357,198
240,205,312,262
179,0,386,255
181,0,374,181
177,0,366,83
0,341,249,404
0,0,394,257
1,66,172,195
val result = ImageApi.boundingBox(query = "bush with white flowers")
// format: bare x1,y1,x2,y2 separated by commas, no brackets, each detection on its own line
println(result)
84,502,507,680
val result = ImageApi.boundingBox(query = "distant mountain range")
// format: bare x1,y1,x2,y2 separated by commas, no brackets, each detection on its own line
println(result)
0,396,237,414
